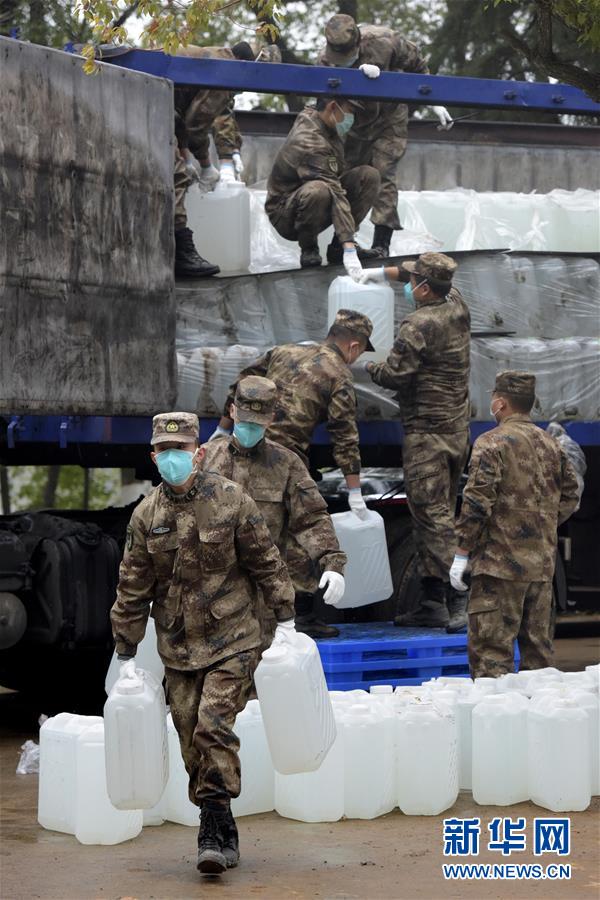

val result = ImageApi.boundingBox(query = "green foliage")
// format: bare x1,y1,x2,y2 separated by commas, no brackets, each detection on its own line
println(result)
6,466,121,513
0,0,92,46
494,0,600,50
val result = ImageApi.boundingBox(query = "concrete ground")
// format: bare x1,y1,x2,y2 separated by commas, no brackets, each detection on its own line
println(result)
2,629,599,900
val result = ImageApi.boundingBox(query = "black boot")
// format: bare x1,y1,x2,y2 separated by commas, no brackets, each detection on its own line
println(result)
394,577,450,628
295,591,340,639
446,589,468,633
371,225,394,258
220,808,240,868
326,235,379,265
197,806,228,874
175,227,220,278
300,243,322,268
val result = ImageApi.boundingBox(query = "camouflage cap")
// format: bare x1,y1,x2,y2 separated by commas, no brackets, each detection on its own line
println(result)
489,370,536,397
333,308,375,352
151,411,199,446
402,252,458,288
234,376,278,424
323,14,360,65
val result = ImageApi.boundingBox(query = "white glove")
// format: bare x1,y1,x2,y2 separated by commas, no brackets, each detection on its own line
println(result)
319,571,345,606
343,247,364,282
208,426,230,441
119,658,136,679
219,160,237,184
450,554,469,592
198,163,220,192
359,63,380,79
184,155,202,183
272,619,296,645
348,487,369,520
358,266,386,284
432,106,453,130
232,151,244,176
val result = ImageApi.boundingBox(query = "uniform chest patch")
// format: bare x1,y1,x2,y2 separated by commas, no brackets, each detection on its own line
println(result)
152,526,171,534
328,156,339,174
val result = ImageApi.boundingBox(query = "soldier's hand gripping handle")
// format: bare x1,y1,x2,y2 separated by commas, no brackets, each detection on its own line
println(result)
359,63,380,79
450,554,470,592
343,245,364,282
319,571,345,606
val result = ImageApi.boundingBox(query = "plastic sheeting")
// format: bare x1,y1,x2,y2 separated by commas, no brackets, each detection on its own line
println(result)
246,188,599,274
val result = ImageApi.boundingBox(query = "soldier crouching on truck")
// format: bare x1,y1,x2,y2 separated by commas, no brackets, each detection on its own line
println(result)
202,376,347,644
110,412,295,875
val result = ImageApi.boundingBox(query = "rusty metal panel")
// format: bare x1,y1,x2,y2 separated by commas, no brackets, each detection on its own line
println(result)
0,38,176,415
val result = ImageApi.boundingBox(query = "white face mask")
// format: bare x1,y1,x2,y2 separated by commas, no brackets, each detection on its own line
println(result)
490,400,502,421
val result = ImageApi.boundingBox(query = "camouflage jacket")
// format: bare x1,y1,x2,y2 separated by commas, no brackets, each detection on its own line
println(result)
226,342,361,475
174,46,242,160
110,471,295,671
265,108,357,243
201,435,346,575
369,287,471,433
319,24,428,140
456,415,581,581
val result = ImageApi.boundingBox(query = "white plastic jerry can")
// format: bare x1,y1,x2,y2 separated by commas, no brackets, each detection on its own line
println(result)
471,694,529,806
342,703,396,819
254,632,336,775
104,615,164,696
528,698,591,812
327,275,394,363
330,510,393,608
163,712,199,827
231,699,275,817
185,181,251,274
396,702,458,816
104,668,169,810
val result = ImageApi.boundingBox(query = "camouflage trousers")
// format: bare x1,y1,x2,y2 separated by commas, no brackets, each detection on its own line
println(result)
345,110,408,231
165,648,260,807
468,575,554,678
174,151,191,231
269,165,380,244
403,430,469,582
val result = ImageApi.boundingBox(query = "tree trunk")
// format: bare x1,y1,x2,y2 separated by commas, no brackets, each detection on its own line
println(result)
43,466,61,508
82,468,91,510
0,467,10,514
0,0,19,36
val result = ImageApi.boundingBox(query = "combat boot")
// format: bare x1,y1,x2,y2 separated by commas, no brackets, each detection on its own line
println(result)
175,227,220,278
446,590,468,633
371,224,394,258
220,808,240,868
295,613,340,639
197,806,228,874
394,577,450,628
300,244,322,268
326,234,379,265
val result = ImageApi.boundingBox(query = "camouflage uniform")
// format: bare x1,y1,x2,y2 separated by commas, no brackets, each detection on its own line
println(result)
320,16,429,230
225,311,375,476
203,377,346,644
265,107,380,246
456,372,580,677
111,412,294,807
174,150,189,231
368,254,471,589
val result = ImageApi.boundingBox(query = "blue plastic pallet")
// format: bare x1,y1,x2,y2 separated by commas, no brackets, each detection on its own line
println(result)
316,623,519,691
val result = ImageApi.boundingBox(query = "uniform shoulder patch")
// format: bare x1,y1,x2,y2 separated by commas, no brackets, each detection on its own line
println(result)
327,156,339,174
126,525,134,551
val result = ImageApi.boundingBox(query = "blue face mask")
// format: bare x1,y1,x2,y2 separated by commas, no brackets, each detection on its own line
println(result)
234,422,266,448
403,279,426,307
335,111,355,138
155,449,196,485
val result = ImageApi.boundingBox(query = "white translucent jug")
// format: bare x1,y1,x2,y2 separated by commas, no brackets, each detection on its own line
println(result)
343,704,395,819
567,690,599,796
472,694,529,805
528,698,591,811
185,182,251,274
327,276,394,363
231,700,275,817
163,713,199,826
255,632,336,775
330,510,393,609
104,616,164,696
274,718,344,822
104,668,169,810
38,714,142,844
456,689,487,791
396,702,458,815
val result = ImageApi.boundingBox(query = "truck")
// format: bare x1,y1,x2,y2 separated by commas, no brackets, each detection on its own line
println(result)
0,36,598,704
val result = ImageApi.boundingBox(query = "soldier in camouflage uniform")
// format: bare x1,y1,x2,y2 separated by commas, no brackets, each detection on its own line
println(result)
451,372,580,677
319,15,453,258
364,253,471,630
203,376,347,640
110,412,295,876
265,96,380,272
